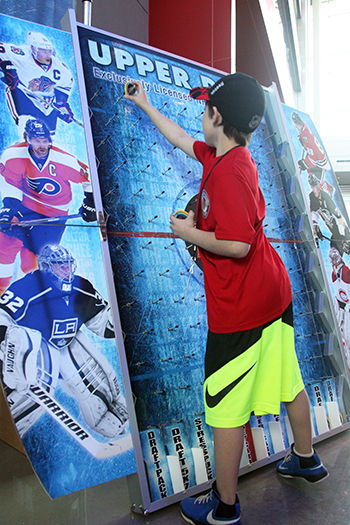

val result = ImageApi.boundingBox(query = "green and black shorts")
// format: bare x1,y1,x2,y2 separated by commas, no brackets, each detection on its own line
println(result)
204,303,304,428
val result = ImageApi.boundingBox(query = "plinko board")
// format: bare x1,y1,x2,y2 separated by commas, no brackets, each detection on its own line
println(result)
0,13,136,498
72,16,349,513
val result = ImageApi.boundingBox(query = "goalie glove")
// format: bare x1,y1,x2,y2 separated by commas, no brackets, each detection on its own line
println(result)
0,60,19,90
298,158,308,171
1,325,42,394
79,191,96,223
104,307,115,338
53,100,74,123
0,197,24,237
84,304,115,338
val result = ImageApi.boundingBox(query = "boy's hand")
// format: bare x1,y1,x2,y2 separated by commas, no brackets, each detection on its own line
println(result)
124,80,149,109
169,210,195,242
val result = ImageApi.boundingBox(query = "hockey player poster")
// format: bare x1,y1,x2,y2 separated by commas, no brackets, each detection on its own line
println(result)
282,105,350,376
0,13,136,498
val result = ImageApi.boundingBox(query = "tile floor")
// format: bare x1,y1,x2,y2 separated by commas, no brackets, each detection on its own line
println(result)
1,430,349,525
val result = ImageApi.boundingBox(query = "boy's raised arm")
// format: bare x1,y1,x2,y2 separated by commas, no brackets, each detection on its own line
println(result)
124,81,197,160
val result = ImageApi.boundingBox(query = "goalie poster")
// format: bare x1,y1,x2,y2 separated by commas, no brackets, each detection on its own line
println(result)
0,13,136,498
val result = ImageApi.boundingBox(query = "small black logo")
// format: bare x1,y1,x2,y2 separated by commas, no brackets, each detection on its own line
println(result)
205,363,256,408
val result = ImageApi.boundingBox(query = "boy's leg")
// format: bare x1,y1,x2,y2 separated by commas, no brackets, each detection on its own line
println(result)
180,426,242,524
214,426,244,504
277,388,328,482
284,388,313,454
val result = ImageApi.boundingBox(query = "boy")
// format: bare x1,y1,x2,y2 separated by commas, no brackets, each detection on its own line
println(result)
125,73,328,525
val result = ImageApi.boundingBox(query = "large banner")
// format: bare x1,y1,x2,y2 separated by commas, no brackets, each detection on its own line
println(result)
283,105,350,375
0,13,136,498
73,21,346,510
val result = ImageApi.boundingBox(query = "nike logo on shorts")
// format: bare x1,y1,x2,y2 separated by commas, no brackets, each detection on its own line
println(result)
205,363,256,408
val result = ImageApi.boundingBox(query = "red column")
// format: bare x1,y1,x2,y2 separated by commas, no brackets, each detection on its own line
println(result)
148,0,232,73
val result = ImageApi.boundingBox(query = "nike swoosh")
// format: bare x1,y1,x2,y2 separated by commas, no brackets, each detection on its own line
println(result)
207,509,239,524
205,363,256,409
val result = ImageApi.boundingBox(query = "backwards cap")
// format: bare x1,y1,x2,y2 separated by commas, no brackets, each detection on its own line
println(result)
190,72,266,134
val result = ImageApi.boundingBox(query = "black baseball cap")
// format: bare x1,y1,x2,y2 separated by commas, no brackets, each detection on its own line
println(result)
190,72,266,134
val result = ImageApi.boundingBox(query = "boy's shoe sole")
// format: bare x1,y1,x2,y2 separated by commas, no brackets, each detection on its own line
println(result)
277,468,329,483
180,509,241,525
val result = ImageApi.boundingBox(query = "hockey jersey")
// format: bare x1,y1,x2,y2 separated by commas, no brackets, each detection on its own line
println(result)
0,143,90,216
0,270,111,350
298,123,328,171
332,265,350,308
0,42,73,116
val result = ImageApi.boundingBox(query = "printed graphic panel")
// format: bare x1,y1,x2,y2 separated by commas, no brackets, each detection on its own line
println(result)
283,105,350,378
76,23,345,507
0,13,136,498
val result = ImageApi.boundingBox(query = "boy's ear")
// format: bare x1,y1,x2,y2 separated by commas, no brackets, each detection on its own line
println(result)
212,106,223,126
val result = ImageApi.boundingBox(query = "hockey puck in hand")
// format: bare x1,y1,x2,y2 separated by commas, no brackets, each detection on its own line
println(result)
125,81,137,96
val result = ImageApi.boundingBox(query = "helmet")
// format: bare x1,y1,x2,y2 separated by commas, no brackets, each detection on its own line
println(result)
24,119,51,141
308,173,320,188
27,32,53,58
329,247,344,270
38,245,77,292
292,112,303,127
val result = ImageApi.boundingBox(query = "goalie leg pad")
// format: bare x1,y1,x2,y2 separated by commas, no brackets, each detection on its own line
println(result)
6,389,44,437
59,334,128,438
2,325,42,394
2,338,60,435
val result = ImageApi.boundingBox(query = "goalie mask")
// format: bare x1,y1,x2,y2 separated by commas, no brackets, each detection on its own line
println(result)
27,32,53,58
38,245,77,292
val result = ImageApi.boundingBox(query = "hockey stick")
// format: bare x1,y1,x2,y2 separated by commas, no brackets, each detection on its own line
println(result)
16,212,82,227
318,233,332,242
19,84,84,128
25,384,133,458
54,111,84,129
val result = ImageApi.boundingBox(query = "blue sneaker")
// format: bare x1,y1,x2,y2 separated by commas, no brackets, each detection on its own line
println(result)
276,444,329,483
180,484,241,525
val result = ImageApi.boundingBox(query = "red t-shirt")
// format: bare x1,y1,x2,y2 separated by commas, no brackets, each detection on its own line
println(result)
194,141,292,333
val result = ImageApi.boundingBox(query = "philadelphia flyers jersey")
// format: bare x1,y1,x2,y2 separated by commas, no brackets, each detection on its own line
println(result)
0,142,90,216
0,42,73,116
